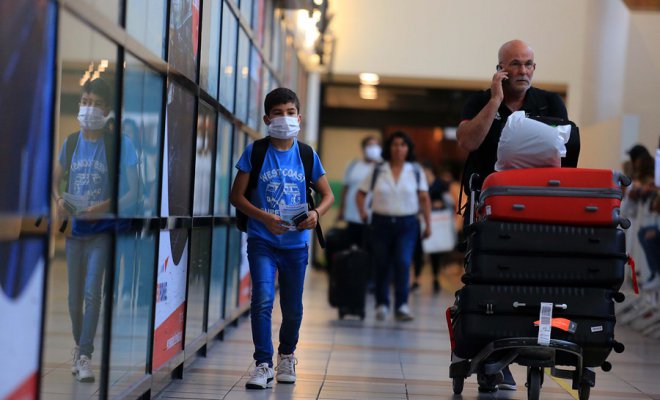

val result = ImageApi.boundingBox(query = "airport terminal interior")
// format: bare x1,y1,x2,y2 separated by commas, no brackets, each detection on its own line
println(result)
1,0,659,399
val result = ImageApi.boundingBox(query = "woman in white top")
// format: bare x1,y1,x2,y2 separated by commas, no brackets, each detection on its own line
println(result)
356,131,431,321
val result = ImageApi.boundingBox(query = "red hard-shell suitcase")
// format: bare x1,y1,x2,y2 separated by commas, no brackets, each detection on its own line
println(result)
477,168,631,227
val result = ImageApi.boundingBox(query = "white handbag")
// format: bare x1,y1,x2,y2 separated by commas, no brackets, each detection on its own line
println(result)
421,209,456,253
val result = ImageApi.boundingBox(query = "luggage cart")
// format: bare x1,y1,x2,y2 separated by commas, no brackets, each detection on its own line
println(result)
448,336,600,400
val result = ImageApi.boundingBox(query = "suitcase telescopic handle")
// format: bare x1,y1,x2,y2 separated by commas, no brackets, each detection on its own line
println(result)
513,302,568,309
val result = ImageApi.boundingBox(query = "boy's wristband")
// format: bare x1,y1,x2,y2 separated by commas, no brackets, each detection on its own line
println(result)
312,209,320,220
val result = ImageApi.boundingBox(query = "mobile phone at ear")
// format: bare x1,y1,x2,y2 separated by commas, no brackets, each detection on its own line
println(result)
496,65,502,71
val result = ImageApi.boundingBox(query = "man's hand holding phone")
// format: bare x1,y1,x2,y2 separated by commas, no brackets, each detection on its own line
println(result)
491,64,508,104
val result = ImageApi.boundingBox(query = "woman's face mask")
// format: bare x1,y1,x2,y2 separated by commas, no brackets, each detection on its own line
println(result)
267,116,300,139
365,144,382,161
77,106,106,131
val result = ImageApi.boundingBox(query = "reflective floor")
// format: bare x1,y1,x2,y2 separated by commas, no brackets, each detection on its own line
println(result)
159,262,660,400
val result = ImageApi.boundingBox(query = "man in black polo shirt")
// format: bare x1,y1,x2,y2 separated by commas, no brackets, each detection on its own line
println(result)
457,39,578,201
456,39,578,392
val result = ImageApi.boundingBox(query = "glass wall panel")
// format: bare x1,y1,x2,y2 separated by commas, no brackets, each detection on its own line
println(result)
224,227,241,313
247,46,262,130
126,0,167,58
213,115,233,216
235,29,250,122
185,227,211,349
0,3,54,397
271,11,283,74
229,132,245,218
120,54,164,218
84,0,121,25
252,0,265,47
153,228,189,371
240,0,253,25
193,101,216,216
219,2,238,112
208,226,227,326
109,232,155,398
200,0,221,98
168,0,200,81
161,82,195,217
43,10,118,397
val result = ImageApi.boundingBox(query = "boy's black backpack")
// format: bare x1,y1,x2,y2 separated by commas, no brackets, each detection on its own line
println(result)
236,137,326,248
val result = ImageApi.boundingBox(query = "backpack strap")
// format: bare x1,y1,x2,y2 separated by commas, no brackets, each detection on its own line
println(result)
297,140,325,248
247,137,271,191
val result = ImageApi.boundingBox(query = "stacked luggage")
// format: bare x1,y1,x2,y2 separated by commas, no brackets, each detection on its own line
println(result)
448,168,635,400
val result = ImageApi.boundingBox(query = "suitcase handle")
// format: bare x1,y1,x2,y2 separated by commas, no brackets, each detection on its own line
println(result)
585,205,599,212
547,179,561,186
513,302,568,310
512,204,525,211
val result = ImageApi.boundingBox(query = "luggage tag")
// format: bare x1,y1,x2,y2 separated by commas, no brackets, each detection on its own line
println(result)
627,254,639,294
537,302,553,346
534,317,577,333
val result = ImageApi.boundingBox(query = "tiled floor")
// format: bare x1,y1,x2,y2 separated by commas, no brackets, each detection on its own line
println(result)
160,263,660,400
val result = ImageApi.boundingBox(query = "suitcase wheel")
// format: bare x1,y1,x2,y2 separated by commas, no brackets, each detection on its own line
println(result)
452,377,464,394
338,309,345,320
578,382,591,400
526,366,542,400
359,312,365,321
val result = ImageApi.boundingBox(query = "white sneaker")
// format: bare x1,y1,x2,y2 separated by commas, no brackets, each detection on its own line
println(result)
76,355,95,382
375,305,389,321
642,275,660,290
276,353,297,383
71,346,79,375
245,363,274,389
395,304,414,321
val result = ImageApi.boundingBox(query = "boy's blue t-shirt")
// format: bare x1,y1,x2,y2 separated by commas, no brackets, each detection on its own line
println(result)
235,139,325,249
58,131,138,235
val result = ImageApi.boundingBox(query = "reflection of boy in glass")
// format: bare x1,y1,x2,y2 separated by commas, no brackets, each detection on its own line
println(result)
52,78,138,382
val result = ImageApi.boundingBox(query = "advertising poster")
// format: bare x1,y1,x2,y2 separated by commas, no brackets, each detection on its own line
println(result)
238,232,251,307
0,241,45,400
153,229,189,371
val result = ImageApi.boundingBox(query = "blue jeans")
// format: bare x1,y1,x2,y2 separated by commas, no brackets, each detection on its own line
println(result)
638,225,660,276
370,214,419,309
66,233,111,357
247,238,309,367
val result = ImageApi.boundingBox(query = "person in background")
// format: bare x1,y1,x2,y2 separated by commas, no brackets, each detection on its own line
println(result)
411,161,453,294
356,131,431,322
338,136,381,247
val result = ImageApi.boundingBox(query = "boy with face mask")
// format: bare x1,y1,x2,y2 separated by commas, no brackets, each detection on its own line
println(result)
229,88,334,389
52,78,139,383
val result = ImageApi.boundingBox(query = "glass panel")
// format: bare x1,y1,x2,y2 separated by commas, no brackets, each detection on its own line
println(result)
260,0,273,59
153,228,189,371
219,1,237,112
168,0,200,81
185,228,211,349
0,1,55,217
235,29,250,122
252,0,265,47
120,54,164,218
199,0,221,98
247,45,262,130
84,0,121,24
213,115,233,216
258,68,272,136
239,0,253,25
193,102,217,216
224,226,241,313
43,11,118,398
109,232,155,397
162,82,195,217
229,132,245,218
271,10,283,74
208,226,227,325
126,0,167,57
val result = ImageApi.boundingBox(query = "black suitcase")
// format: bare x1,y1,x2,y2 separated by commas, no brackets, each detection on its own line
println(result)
328,246,368,319
464,253,627,289
452,285,620,366
324,226,353,269
467,221,626,257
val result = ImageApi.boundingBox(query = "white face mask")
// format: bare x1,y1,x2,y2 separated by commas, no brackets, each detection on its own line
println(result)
365,144,382,161
77,106,106,131
267,116,300,139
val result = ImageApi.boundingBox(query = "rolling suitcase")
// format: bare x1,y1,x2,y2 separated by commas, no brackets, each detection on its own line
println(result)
464,252,627,289
328,246,368,319
477,168,631,228
467,220,627,258
452,285,622,366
